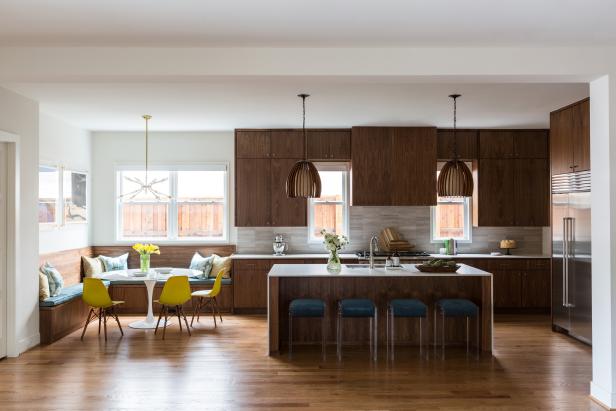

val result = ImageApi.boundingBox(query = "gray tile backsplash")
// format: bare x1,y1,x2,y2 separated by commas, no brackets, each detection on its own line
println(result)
236,206,547,255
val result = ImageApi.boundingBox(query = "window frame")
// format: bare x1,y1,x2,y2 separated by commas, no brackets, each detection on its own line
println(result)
307,162,350,244
430,161,473,243
38,163,61,228
115,163,229,244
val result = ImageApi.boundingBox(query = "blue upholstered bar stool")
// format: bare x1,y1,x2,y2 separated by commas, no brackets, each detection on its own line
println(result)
288,299,327,359
434,298,480,358
387,299,428,360
337,299,377,362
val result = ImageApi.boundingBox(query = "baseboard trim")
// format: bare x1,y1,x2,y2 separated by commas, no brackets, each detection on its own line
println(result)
14,333,40,357
591,381,616,410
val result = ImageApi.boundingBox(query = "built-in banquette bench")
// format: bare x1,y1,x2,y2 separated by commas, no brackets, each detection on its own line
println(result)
39,245,235,344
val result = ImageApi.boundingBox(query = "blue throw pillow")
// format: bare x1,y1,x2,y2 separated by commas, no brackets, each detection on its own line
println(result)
189,252,214,279
41,262,64,297
99,253,129,272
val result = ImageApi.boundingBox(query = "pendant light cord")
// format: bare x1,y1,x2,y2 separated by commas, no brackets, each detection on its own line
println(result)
449,94,461,160
298,94,309,160
144,115,150,184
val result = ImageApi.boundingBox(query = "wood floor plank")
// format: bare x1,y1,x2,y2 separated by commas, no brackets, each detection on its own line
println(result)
0,314,599,410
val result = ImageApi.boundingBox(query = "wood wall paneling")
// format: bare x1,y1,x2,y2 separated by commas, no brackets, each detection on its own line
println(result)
235,130,271,158
39,246,94,286
306,130,351,160
572,99,590,172
235,158,271,226
270,130,305,158
91,245,236,269
391,127,437,205
270,158,307,226
514,159,550,226
478,159,515,226
479,130,516,159
514,130,549,159
351,127,392,206
436,129,478,160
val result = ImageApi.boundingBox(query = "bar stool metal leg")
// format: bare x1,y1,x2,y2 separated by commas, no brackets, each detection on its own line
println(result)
390,309,395,361
321,310,327,361
441,310,445,359
369,317,373,360
466,316,470,355
373,310,378,362
433,306,438,350
337,306,342,361
419,317,423,357
288,311,293,358
476,312,481,358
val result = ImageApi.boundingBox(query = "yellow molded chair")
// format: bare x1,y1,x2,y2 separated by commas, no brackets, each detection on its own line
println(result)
191,270,225,327
81,278,124,341
155,275,192,339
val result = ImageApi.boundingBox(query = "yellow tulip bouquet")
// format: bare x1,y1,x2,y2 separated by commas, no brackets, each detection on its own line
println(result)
132,243,160,272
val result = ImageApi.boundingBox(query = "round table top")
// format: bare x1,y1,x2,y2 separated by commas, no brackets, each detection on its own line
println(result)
95,267,201,282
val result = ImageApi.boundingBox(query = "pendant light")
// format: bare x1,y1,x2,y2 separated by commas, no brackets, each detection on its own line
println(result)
437,94,474,197
119,115,170,200
285,94,322,198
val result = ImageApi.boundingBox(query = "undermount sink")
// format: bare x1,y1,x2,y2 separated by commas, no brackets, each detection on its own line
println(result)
345,264,386,269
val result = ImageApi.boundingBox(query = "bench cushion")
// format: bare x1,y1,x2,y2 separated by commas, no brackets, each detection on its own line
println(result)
39,280,111,307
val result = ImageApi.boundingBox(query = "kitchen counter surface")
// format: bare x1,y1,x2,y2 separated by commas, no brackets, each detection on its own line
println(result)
268,263,490,277
231,253,358,260
428,253,550,259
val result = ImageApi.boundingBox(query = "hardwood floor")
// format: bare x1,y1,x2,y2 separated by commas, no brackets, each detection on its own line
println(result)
0,314,598,410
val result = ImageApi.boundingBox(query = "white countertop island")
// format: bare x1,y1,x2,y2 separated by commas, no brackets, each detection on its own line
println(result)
268,263,491,277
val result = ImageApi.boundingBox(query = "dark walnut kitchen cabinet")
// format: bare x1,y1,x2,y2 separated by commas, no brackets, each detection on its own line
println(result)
550,98,590,175
437,129,478,160
467,258,550,310
351,126,437,206
306,129,351,161
235,130,307,227
477,129,549,227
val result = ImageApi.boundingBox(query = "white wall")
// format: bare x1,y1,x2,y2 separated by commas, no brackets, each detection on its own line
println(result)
39,113,91,254
91,131,234,245
0,86,39,355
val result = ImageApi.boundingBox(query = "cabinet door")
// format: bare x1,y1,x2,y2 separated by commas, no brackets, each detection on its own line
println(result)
235,159,271,226
351,127,392,205
233,260,271,309
514,159,550,226
391,127,437,206
550,109,574,175
492,271,522,308
521,270,551,308
437,129,478,160
572,99,590,172
236,130,270,158
270,158,307,226
270,130,305,158
479,130,516,158
514,130,549,159
307,130,351,160
478,159,515,226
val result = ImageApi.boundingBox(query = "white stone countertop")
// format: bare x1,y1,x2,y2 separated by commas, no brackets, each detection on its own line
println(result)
230,253,358,260
268,263,491,277
427,253,550,259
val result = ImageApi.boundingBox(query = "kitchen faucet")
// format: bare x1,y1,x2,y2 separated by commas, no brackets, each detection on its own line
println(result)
369,235,379,269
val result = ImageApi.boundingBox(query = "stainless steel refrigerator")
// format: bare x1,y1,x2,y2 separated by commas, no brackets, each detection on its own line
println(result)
552,171,592,345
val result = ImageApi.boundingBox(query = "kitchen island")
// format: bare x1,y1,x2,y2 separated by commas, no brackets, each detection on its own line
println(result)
268,263,493,355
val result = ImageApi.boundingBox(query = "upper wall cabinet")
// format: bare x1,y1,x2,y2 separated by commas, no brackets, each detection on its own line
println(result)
550,98,590,175
479,130,549,159
437,129,478,160
351,127,437,206
306,130,351,161
235,130,305,159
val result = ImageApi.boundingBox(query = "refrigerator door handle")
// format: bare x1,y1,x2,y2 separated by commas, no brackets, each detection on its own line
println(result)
568,217,576,308
562,217,568,307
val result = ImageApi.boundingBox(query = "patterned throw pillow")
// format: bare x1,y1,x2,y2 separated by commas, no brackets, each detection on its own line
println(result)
82,256,104,277
40,262,64,297
99,253,129,272
189,252,214,279
39,271,50,301
211,254,232,279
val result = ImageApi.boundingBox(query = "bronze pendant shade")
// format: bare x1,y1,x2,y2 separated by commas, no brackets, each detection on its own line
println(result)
437,94,474,197
286,94,322,198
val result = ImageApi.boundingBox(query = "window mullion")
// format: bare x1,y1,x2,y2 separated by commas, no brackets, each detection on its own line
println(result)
169,171,178,240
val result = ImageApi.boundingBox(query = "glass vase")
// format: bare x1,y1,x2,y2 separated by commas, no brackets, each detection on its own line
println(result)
327,251,341,273
140,254,151,273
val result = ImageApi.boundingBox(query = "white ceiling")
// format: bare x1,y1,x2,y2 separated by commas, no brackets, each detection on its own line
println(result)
9,80,588,131
0,0,614,47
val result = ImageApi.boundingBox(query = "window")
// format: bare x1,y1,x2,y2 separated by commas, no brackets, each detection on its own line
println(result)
117,165,228,242
431,162,472,242
39,165,59,224
308,164,349,242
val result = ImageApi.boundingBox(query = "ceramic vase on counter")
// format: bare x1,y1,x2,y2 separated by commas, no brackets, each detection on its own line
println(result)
327,250,342,273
